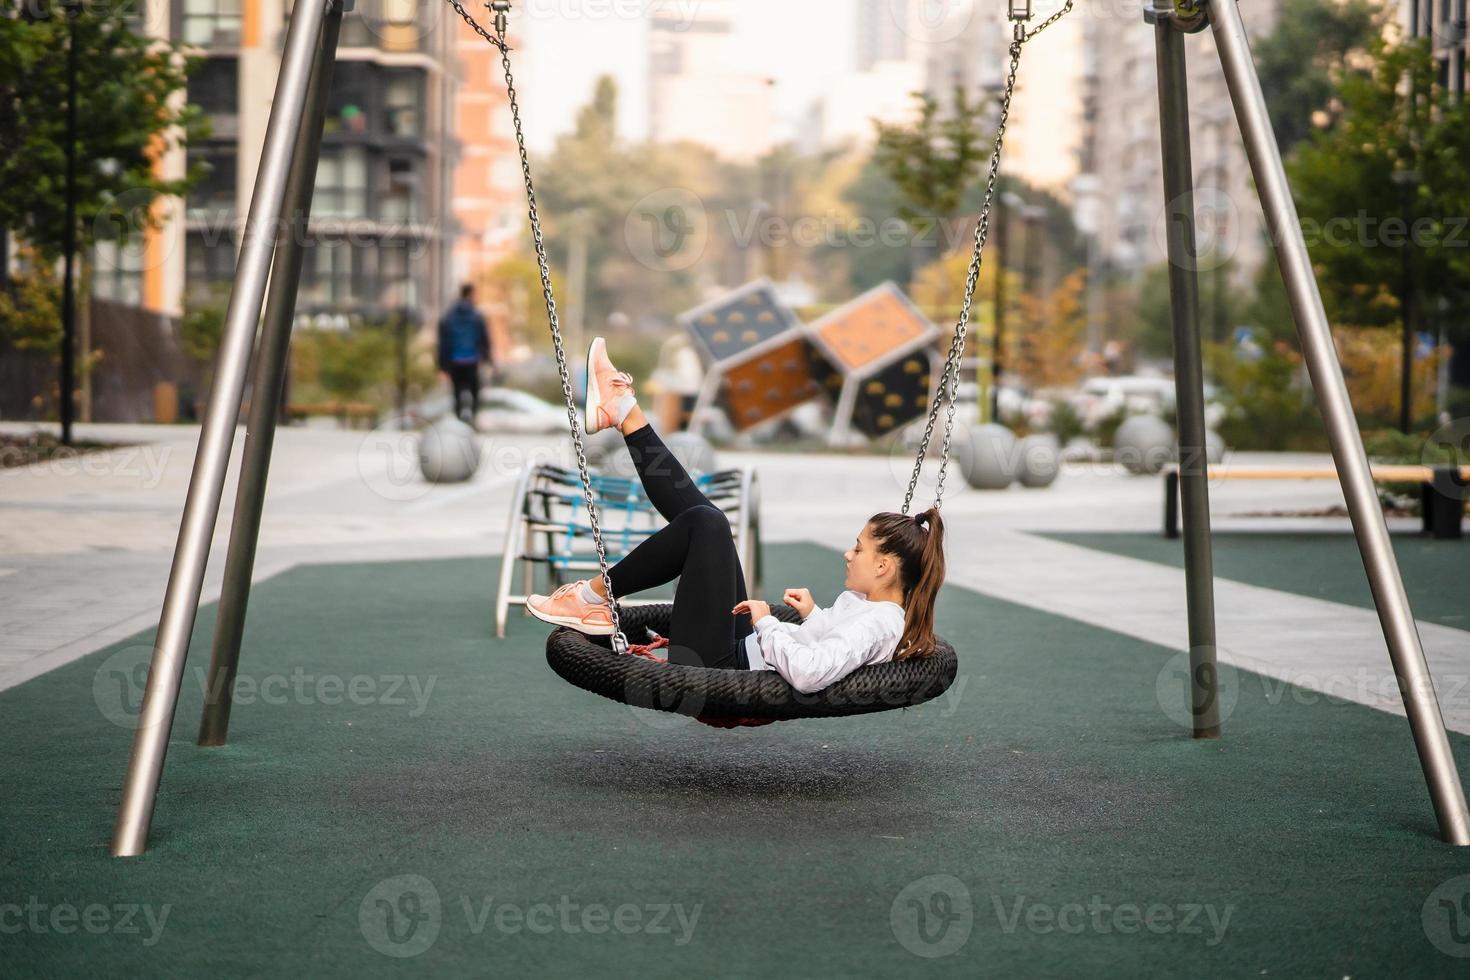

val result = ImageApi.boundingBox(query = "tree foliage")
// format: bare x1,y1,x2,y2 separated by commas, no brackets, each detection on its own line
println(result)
871,88,994,277
1255,0,1381,154
1288,35,1470,336
0,4,208,262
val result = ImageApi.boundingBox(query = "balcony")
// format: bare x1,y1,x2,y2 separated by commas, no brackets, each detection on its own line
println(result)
320,63,427,148
287,0,440,56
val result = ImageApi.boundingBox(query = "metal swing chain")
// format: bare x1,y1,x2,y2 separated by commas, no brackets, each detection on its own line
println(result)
901,1,1073,516
452,0,628,651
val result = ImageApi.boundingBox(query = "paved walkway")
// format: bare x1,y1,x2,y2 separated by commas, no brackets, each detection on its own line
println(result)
3,422,1465,737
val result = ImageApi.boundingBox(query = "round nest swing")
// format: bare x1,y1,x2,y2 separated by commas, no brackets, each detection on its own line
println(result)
546,604,959,726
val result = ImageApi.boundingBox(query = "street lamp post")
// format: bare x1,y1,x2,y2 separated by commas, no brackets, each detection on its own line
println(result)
59,0,82,445
1390,169,1421,434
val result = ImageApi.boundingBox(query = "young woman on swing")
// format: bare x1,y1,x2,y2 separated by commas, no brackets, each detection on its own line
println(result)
527,339,947,695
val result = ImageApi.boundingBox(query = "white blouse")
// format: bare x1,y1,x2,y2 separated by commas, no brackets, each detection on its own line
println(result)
745,590,906,694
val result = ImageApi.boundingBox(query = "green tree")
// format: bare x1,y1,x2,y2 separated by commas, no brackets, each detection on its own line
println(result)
872,88,994,281
1288,35,1470,337
0,5,207,262
832,156,914,294
0,249,62,353
1131,258,1251,359
1254,0,1380,154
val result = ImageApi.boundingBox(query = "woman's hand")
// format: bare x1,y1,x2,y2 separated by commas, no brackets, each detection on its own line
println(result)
782,588,815,619
732,599,771,622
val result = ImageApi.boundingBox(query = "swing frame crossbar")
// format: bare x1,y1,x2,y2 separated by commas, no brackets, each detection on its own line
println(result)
108,0,1469,857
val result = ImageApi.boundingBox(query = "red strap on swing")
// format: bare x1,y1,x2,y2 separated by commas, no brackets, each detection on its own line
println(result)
625,633,777,729
627,635,670,661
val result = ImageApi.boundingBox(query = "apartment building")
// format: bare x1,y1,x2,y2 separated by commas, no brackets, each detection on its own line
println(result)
1406,0,1467,96
87,0,523,333
1078,0,1279,284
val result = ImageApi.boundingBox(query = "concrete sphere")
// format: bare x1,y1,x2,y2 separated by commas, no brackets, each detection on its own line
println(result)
664,431,718,475
955,423,1018,490
1174,430,1227,468
1016,434,1061,489
1205,429,1227,465
1114,414,1175,475
418,416,480,484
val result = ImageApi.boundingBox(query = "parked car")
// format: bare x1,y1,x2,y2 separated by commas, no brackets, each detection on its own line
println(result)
476,387,569,434
1069,375,1225,429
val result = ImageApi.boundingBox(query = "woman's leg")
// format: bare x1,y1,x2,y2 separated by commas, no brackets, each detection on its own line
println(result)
606,504,751,668
622,422,713,522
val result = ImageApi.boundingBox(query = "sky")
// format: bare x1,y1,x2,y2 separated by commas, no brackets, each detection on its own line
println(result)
516,0,859,151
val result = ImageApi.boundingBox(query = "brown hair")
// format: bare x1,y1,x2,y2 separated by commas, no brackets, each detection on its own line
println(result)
866,507,946,659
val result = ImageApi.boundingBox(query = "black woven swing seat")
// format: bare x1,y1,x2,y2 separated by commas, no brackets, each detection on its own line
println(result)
545,603,958,723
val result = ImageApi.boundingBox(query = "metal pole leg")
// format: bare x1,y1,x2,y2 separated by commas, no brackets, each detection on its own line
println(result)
198,2,344,748
110,0,333,858
1151,5,1220,739
1208,0,1470,844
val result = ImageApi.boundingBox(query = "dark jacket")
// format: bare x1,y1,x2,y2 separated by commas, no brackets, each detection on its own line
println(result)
437,299,491,370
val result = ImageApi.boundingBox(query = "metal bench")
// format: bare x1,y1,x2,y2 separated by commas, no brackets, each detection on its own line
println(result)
1163,464,1469,539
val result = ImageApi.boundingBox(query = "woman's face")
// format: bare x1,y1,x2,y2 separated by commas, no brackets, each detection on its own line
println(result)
843,524,892,595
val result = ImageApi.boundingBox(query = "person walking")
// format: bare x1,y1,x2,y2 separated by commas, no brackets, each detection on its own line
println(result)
437,283,493,425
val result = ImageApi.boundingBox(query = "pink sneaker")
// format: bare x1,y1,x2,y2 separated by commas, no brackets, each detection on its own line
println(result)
526,581,615,635
584,337,636,434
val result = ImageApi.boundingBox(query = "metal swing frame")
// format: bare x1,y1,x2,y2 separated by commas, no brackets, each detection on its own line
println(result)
109,0,1468,857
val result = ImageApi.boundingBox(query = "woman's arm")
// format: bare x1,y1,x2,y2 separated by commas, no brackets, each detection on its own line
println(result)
753,609,896,695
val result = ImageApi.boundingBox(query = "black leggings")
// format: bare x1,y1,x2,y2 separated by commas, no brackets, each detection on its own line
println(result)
606,425,752,670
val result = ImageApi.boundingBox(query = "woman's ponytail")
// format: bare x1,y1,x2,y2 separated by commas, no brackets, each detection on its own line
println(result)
897,507,945,659
867,507,946,659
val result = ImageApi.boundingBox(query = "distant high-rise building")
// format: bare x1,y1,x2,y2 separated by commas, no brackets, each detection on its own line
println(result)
857,0,913,70
1405,0,1467,98
448,14,525,291
1079,0,1280,282
647,1,774,161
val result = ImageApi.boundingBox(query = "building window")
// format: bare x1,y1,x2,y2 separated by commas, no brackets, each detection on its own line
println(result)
92,239,146,306
189,58,239,137
186,147,237,223
299,240,362,309
325,62,373,137
378,241,420,312
186,230,237,302
313,148,368,219
379,0,425,53
383,71,423,138
181,0,242,47
380,158,422,225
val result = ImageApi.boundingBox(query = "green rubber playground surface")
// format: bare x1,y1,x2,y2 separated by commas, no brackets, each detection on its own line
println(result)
4,543,1470,977
1043,531,1470,629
